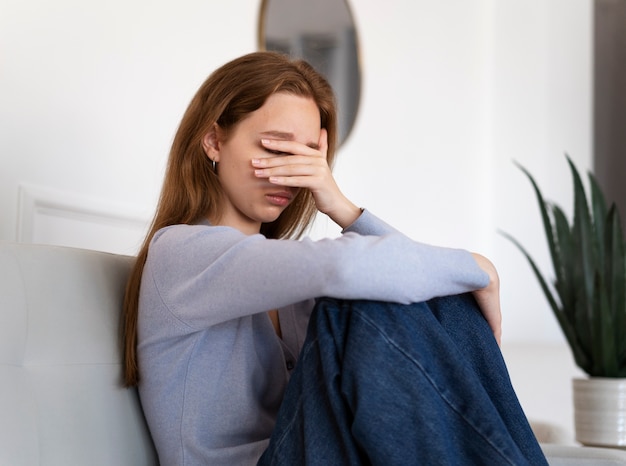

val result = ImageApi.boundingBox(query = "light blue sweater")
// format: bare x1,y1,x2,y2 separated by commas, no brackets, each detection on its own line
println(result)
137,210,489,466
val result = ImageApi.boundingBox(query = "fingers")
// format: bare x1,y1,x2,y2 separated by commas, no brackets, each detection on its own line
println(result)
470,253,503,346
318,128,328,154
259,137,326,161
253,136,330,187
252,155,326,183
474,288,502,346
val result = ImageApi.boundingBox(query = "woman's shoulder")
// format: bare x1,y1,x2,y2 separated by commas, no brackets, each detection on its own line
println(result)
153,223,249,246
148,223,259,265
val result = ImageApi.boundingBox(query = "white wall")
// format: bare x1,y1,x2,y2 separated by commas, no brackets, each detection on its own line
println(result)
1,0,591,344
0,0,261,254
492,0,592,343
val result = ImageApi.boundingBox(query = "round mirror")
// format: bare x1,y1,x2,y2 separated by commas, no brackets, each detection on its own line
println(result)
258,0,361,147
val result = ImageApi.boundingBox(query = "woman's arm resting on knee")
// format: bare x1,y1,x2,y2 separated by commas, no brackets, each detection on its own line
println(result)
470,253,502,346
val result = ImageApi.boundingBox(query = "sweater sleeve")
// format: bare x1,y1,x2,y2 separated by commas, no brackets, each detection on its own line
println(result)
144,211,489,330
343,209,399,236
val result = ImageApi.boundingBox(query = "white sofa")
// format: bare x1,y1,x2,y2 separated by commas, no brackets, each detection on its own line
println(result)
2,241,626,465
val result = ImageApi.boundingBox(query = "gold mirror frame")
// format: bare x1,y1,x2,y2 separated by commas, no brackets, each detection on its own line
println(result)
258,0,362,147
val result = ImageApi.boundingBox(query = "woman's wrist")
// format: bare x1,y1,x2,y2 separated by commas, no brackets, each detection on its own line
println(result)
327,200,362,230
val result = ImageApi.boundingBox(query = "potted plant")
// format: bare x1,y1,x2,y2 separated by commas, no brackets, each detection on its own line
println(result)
501,155,626,448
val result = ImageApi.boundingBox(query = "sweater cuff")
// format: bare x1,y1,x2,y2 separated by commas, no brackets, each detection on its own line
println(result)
342,209,398,236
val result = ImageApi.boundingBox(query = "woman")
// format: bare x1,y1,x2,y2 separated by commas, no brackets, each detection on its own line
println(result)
123,51,546,465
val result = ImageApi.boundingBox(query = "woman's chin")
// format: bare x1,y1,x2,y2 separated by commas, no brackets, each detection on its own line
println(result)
258,206,288,224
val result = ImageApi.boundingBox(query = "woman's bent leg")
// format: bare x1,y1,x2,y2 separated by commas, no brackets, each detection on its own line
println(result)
258,294,547,466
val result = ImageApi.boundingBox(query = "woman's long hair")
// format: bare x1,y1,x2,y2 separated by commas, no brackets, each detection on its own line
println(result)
122,52,338,386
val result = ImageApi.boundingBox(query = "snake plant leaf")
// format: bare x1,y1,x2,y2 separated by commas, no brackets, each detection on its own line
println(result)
592,270,617,376
566,158,601,375
499,229,589,370
589,173,609,272
606,206,626,376
573,278,594,372
513,161,566,298
552,205,575,321
567,156,596,321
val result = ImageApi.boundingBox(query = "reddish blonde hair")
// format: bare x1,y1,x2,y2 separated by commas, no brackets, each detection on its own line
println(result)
122,52,338,386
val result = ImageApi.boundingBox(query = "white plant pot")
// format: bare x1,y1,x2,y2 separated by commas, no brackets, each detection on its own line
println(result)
573,377,626,449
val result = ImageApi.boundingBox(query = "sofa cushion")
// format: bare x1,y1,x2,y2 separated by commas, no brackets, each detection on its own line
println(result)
0,242,157,466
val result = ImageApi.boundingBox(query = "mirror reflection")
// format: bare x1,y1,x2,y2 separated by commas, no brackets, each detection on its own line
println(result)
259,0,361,147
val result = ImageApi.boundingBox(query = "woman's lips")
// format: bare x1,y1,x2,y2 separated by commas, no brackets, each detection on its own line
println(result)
265,191,293,206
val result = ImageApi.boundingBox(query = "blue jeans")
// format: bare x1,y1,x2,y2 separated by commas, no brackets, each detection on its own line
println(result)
258,294,547,465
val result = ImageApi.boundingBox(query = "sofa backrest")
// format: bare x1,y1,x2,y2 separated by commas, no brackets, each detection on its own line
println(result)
0,242,158,466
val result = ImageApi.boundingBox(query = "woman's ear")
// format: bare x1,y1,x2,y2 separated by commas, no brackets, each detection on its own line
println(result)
201,124,222,162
